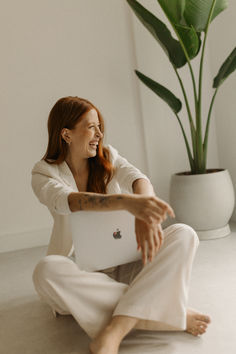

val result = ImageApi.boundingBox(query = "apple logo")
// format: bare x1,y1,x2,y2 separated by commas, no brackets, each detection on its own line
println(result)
113,228,122,239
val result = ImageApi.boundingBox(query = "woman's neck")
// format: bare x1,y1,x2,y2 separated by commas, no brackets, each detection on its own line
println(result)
65,153,89,177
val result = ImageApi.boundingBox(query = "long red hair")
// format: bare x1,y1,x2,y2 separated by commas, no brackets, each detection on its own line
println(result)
43,96,114,193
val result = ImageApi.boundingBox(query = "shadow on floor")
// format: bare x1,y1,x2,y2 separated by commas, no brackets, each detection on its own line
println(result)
0,297,89,354
0,296,202,354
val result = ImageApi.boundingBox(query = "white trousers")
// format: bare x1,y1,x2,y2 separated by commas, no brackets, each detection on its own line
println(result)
32,223,199,339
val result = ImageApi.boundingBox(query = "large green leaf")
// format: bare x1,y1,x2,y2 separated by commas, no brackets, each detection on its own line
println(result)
157,0,200,60
126,0,187,68
174,24,200,59
184,0,228,32
135,70,182,113
157,0,186,24
213,47,236,88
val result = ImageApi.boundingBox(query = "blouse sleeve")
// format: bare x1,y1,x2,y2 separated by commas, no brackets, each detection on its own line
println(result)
31,161,74,215
107,145,150,194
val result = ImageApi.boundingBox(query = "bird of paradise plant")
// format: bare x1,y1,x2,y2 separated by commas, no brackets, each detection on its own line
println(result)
127,0,236,174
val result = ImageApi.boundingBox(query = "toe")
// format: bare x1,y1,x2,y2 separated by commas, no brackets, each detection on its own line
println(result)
198,323,208,335
187,328,199,336
196,320,208,328
196,314,211,323
193,331,199,336
198,326,206,334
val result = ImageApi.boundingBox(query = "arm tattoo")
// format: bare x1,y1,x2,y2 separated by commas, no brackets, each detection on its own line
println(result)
77,193,124,210
78,199,83,211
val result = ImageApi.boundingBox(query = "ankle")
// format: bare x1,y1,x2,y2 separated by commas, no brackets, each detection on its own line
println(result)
102,323,124,343
105,316,138,340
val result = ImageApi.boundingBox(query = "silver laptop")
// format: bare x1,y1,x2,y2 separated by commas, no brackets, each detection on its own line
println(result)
70,210,141,271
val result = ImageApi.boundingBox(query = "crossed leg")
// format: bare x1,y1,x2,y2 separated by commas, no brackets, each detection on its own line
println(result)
33,223,211,354
90,223,211,353
90,310,211,354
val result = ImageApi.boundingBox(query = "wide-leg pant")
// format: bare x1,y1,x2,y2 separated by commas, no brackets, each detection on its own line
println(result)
32,223,199,339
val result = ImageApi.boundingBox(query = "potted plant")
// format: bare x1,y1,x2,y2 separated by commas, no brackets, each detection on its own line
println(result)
127,0,236,239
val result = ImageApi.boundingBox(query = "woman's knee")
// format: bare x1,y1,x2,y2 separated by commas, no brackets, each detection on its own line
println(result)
32,255,75,288
170,223,199,250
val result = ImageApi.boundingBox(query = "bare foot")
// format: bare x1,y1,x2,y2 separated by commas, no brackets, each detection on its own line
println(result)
89,328,120,354
186,308,211,336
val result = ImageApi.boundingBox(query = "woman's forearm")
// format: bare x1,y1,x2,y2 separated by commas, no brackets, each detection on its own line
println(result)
68,186,174,224
68,192,129,212
68,179,155,213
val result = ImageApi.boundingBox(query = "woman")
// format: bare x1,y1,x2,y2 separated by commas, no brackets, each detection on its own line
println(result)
32,96,211,354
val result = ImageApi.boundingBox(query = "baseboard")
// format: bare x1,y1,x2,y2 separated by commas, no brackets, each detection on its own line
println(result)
1,217,235,254
0,228,51,253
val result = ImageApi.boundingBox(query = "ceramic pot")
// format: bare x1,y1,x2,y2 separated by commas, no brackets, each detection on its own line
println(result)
169,169,235,240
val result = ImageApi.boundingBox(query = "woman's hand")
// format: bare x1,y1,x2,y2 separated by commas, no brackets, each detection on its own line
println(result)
125,194,175,226
135,218,164,265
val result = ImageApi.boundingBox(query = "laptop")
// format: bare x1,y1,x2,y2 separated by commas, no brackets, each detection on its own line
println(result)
70,210,141,271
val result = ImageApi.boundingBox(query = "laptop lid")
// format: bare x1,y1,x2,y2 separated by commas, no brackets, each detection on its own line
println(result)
70,210,141,271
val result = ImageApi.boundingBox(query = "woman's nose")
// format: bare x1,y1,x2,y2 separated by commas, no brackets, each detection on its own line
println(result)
96,128,103,139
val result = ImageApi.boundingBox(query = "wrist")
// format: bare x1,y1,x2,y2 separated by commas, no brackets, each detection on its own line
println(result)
121,194,135,212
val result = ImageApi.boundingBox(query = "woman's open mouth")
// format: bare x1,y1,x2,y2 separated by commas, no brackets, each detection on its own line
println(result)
89,141,98,149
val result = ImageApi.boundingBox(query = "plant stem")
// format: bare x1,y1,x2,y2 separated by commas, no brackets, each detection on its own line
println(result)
174,112,194,172
173,66,195,129
173,66,197,162
158,10,199,171
198,0,217,110
197,0,217,171
203,88,218,165
177,48,198,120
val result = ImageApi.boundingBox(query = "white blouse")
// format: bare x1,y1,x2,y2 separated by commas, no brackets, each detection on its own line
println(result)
31,145,150,257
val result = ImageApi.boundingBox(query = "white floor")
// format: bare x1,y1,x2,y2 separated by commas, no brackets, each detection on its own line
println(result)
1,223,236,354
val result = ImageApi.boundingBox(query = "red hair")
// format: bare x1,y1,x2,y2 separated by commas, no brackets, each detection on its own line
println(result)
43,96,114,193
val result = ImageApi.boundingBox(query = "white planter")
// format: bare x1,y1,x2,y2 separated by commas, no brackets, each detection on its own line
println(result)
169,169,235,240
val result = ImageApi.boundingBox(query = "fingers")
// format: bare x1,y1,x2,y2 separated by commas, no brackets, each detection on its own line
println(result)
137,227,150,265
141,237,158,265
128,195,175,226
153,228,161,253
157,224,164,247
140,239,147,265
143,197,175,226
147,235,155,262
152,197,175,220
155,197,175,218
135,218,165,266
152,224,163,255
137,227,164,266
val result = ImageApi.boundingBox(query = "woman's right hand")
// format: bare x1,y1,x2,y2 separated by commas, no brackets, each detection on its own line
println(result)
135,218,164,265
125,194,175,226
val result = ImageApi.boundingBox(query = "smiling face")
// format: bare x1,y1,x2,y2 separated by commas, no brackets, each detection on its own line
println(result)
61,108,103,160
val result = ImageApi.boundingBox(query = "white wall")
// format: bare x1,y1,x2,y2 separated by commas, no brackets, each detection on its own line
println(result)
208,0,236,220
0,0,147,251
1,0,235,251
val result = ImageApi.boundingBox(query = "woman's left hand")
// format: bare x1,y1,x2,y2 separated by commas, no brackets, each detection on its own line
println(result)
135,218,164,265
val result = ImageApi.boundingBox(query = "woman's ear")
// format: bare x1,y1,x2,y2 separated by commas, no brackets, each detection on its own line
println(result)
61,128,71,144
